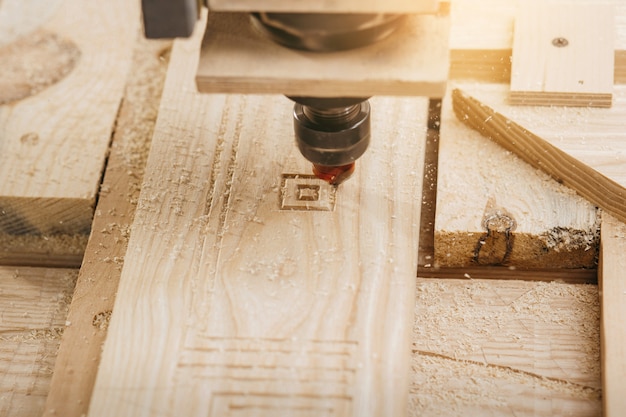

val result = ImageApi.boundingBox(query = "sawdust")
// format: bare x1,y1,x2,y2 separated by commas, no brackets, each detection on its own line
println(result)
410,279,601,415
0,232,87,267
0,29,80,104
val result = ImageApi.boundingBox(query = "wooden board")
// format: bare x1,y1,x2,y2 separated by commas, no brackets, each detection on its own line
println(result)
432,84,599,270
195,12,450,97
410,279,600,416
0,0,139,239
599,213,626,417
43,38,171,417
0,266,77,417
207,0,439,13
88,13,427,417
452,84,626,225
510,2,614,107
449,0,626,83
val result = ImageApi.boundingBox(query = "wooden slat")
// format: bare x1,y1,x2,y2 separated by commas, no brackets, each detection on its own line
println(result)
195,12,450,97
599,213,626,417
207,0,439,13
432,85,599,270
88,12,427,417
410,278,601,416
0,0,139,247
452,84,626,225
42,38,171,417
0,266,77,417
449,0,626,84
510,2,614,107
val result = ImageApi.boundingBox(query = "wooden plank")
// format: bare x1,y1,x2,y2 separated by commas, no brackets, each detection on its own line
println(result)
452,84,626,224
0,0,139,242
42,38,172,417
207,0,439,13
599,213,626,417
195,12,450,97
449,0,626,84
410,278,601,416
88,12,427,417
432,85,599,270
510,2,614,107
0,266,77,417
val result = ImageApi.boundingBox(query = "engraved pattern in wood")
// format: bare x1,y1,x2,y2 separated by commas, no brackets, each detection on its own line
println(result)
89,13,427,417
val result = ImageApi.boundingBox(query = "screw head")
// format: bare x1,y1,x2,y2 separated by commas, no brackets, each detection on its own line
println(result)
552,37,569,47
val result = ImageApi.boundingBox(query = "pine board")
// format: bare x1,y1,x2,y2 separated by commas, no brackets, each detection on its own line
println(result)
449,0,626,83
410,278,601,416
510,2,614,107
0,267,77,417
43,38,171,417
433,84,599,270
0,0,139,240
452,84,626,225
195,11,450,97
599,214,626,417
88,14,427,417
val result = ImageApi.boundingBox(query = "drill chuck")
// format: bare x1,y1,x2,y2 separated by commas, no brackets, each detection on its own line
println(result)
293,99,371,167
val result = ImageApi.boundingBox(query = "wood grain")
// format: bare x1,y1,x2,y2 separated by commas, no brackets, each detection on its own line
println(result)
42,38,171,417
0,267,77,417
0,0,139,239
510,2,614,107
89,12,427,417
452,84,626,224
599,213,626,417
433,85,599,269
449,0,626,83
196,12,449,97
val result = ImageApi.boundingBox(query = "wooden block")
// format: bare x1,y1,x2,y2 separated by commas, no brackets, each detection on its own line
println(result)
449,0,626,84
196,12,450,97
452,84,626,225
42,38,172,417
89,12,427,417
510,2,614,107
599,213,626,417
433,85,599,270
410,278,601,416
0,0,139,239
0,266,77,417
207,0,439,13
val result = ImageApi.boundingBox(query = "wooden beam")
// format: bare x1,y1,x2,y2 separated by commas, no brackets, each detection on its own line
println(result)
510,2,614,107
599,213,626,417
449,0,626,83
196,12,450,97
432,85,599,270
0,266,77,417
89,12,427,417
207,0,439,13
0,0,139,251
43,38,171,417
452,84,626,224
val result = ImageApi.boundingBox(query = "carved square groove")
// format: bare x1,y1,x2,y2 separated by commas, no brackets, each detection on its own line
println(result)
280,174,336,211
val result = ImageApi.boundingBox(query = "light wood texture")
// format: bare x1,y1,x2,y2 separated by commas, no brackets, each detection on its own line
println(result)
433,85,599,269
0,266,77,417
599,213,626,417
410,278,601,416
0,0,139,238
89,14,427,417
510,2,614,107
196,12,450,97
207,0,439,13
43,38,171,417
450,0,626,84
452,84,626,225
